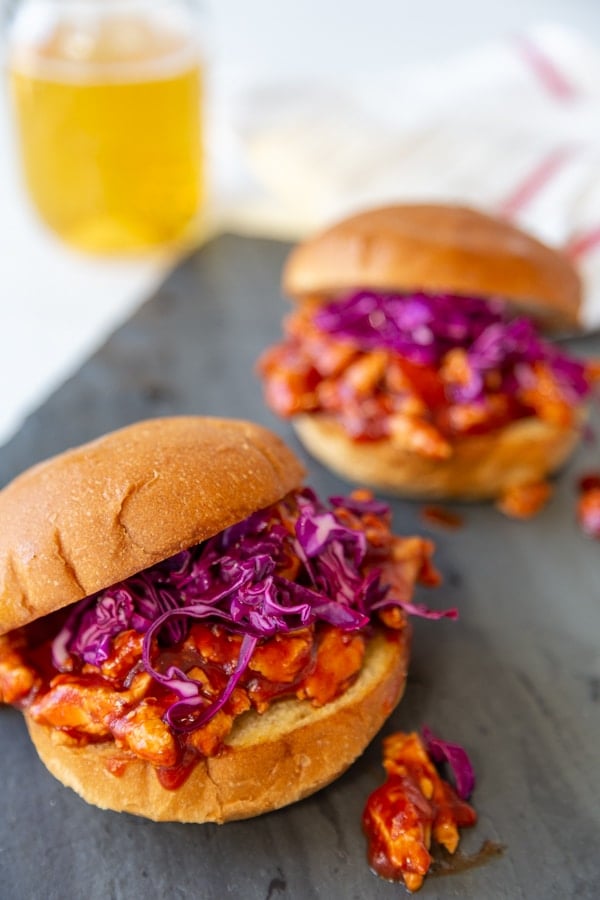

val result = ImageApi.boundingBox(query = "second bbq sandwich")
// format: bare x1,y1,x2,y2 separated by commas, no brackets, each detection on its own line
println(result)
259,204,596,515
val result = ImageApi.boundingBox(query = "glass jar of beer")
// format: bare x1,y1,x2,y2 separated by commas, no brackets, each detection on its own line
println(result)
7,0,205,253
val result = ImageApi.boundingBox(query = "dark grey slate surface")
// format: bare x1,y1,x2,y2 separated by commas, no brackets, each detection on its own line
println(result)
0,234,599,900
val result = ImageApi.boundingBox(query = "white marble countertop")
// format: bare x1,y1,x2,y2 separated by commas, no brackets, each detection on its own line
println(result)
2,0,600,450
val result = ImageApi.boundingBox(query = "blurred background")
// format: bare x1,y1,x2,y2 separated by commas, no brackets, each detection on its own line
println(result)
2,0,600,447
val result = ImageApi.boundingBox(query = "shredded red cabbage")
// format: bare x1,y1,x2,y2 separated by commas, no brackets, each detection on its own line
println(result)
380,599,458,621
329,493,391,517
52,575,185,669
315,290,504,366
51,489,453,732
422,725,475,799
314,290,590,404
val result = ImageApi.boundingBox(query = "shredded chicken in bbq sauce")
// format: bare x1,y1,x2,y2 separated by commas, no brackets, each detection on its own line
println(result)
0,491,438,789
363,732,477,892
496,481,553,519
259,303,591,450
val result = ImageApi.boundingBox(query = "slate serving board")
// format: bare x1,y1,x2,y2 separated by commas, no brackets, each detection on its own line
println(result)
1,235,599,900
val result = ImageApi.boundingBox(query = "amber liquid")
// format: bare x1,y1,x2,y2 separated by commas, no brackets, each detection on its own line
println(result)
10,21,203,253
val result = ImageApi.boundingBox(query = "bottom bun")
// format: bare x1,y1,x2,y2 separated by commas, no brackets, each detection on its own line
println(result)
26,629,409,823
294,413,582,500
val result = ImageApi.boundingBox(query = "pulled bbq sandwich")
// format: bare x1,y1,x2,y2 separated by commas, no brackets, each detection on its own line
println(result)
0,417,444,822
259,204,597,515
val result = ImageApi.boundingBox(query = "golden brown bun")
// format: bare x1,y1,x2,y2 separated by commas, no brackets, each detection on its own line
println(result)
283,204,581,331
0,417,305,635
293,413,581,500
25,629,408,822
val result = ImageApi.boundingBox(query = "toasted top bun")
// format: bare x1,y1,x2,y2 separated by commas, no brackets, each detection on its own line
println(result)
0,417,305,635
283,204,581,331
26,628,409,822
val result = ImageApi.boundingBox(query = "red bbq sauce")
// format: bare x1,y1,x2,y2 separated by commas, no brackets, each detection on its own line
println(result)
421,506,464,530
577,472,600,538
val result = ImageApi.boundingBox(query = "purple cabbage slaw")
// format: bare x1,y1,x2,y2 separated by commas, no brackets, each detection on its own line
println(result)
422,725,476,800
313,290,591,405
51,490,456,733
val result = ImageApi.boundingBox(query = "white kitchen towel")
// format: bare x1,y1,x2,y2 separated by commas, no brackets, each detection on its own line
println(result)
220,23,600,329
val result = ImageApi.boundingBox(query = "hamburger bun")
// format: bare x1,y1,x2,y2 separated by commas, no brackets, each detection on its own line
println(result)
26,628,409,823
293,413,582,501
0,417,415,822
283,204,581,331
0,416,304,635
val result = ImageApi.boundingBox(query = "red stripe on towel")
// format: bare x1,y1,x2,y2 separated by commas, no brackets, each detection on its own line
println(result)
498,148,574,219
565,225,600,260
515,36,578,100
